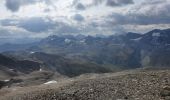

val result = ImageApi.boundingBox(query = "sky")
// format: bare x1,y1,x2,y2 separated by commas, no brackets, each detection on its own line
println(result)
0,0,170,39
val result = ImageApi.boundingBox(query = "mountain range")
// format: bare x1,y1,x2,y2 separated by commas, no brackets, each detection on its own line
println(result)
0,28,170,99
2,29,170,69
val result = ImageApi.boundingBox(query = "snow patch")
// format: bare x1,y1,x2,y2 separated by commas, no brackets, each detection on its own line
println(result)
131,37,142,41
44,80,57,85
4,79,10,82
39,68,42,71
30,51,35,54
80,39,85,43
152,32,160,37
65,38,71,43
9,69,14,71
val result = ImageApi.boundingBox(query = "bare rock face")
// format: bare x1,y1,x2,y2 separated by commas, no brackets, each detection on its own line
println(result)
0,81,5,89
0,54,41,74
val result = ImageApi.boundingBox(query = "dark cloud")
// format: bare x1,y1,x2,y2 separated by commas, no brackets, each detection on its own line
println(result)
0,28,12,37
72,14,85,22
0,26,41,44
106,0,134,7
18,17,55,32
0,17,82,34
6,0,20,12
5,0,50,12
20,19,81,34
109,12,170,25
2,0,170,36
44,8,51,12
75,3,86,10
56,25,81,34
107,0,170,25
142,0,166,5
0,17,55,32
72,0,134,10
0,26,32,38
0,19,18,26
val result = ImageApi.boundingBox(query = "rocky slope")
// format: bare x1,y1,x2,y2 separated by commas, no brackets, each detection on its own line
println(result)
0,69,170,100
0,53,113,89
0,54,41,74
0,54,66,89
2,52,113,77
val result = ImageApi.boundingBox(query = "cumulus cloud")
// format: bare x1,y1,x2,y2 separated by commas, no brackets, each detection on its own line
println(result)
106,0,134,7
5,0,50,12
1,0,170,38
5,0,20,12
0,26,45,44
73,0,134,9
0,17,83,35
18,17,55,32
55,24,81,34
72,14,85,22
107,0,170,25
0,28,12,38
75,3,86,10
0,26,34,39
0,17,55,33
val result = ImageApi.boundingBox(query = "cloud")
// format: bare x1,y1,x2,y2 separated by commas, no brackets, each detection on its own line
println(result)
0,26,44,44
0,25,33,38
107,0,170,25
18,17,55,32
0,17,83,35
2,0,170,37
5,0,20,12
72,0,134,10
0,17,55,33
0,28,12,38
142,0,167,5
55,24,81,34
75,3,86,10
106,0,134,7
72,14,85,22
5,0,50,12
0,19,19,26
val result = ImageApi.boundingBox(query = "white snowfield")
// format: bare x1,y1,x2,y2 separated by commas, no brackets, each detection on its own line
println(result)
44,80,58,85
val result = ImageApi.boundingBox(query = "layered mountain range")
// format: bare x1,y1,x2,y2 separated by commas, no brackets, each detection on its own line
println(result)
0,29,170,98
0,29,170,78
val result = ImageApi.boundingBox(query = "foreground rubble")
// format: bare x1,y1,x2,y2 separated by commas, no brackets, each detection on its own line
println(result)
0,69,170,100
